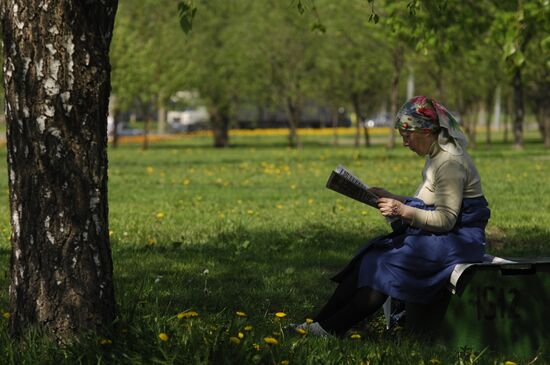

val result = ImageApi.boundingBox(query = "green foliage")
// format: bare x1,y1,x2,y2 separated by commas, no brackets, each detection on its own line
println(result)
0,133,548,363
178,1,197,34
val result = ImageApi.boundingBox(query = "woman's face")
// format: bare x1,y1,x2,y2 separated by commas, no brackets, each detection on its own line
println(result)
399,129,436,156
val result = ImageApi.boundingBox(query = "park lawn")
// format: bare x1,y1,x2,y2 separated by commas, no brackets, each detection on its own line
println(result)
0,132,548,364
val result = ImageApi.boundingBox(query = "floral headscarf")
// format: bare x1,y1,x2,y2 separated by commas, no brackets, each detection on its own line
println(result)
395,96,467,155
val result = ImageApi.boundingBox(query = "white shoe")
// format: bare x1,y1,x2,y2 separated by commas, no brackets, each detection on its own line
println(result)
294,321,329,336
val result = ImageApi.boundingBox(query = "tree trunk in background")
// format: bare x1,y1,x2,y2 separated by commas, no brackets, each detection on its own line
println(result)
535,104,550,148
210,105,230,148
362,124,371,147
485,94,492,145
142,117,150,150
512,68,524,149
157,94,166,135
112,110,121,148
285,97,302,148
141,103,149,150
331,105,339,146
351,93,362,147
387,46,404,149
1,0,117,339
504,95,512,143
545,114,550,149
493,86,501,132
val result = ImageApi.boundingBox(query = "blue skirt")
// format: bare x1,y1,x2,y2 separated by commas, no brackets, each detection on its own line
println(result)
332,197,490,304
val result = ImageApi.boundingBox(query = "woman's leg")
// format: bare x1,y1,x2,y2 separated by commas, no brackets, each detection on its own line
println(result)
313,263,360,323
318,286,387,336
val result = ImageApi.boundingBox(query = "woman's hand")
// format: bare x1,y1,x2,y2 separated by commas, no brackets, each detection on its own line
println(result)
377,197,406,217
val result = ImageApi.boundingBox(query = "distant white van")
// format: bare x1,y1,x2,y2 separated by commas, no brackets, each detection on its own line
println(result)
167,106,209,132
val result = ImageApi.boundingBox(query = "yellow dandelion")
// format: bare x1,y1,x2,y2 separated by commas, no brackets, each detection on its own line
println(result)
504,362,517,365
109,229,114,237
350,333,361,340
237,332,244,339
429,358,441,365
158,332,169,341
229,336,241,345
295,328,306,335
244,325,253,331
236,311,247,317
219,213,225,219
308,198,315,205
155,212,165,220
99,338,112,345
263,337,278,345
177,310,199,319
305,318,313,324
246,210,254,215
290,184,297,190
147,238,156,246
146,166,154,174
2,312,11,319
182,179,190,186
275,312,287,318
281,361,289,365
276,204,284,209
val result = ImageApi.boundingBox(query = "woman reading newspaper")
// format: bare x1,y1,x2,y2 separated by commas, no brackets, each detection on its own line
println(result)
297,96,490,336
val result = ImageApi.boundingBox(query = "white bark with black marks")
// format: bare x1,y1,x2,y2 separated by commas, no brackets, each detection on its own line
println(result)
1,0,118,339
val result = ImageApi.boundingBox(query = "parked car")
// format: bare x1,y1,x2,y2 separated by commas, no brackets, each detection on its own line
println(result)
364,113,392,128
167,107,209,133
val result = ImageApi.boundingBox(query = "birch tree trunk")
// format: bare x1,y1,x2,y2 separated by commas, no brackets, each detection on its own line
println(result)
1,0,117,338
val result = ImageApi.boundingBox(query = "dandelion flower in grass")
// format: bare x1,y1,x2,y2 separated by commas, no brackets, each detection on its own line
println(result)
263,337,278,345
280,361,289,365
350,333,361,340
275,312,286,318
177,310,199,319
109,229,114,237
236,311,247,317
246,210,254,215
429,358,441,365
99,338,112,345
2,312,11,319
146,166,154,174
158,333,169,341
147,238,156,246
244,325,253,331
155,212,165,220
305,318,313,324
229,336,241,345
504,362,517,365
295,328,306,335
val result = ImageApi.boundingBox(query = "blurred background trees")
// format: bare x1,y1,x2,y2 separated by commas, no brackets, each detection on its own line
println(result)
2,0,548,149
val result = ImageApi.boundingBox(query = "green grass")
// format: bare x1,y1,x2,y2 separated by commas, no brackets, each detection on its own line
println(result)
0,132,548,364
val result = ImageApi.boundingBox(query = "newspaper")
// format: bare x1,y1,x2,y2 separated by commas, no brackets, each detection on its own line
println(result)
325,165,379,208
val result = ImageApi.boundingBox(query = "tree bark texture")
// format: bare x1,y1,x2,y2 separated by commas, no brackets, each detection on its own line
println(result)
210,106,229,148
1,0,117,338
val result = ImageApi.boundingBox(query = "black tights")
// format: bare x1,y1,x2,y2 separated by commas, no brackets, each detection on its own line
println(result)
314,264,387,335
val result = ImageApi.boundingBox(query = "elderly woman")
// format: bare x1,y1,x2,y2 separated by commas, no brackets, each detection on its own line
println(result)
300,96,490,336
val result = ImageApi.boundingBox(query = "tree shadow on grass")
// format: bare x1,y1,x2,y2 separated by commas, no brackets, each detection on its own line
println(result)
112,223,377,322
112,224,550,324
486,225,550,258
